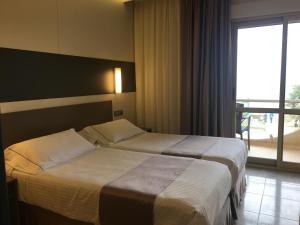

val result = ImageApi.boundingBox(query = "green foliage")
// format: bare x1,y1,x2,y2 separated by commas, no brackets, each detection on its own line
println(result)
287,85,300,127
288,85,300,108
289,85,300,99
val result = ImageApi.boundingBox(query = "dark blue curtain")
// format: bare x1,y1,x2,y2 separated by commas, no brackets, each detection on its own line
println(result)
180,0,235,137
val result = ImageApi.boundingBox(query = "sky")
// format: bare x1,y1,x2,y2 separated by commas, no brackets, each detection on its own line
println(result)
236,23,300,105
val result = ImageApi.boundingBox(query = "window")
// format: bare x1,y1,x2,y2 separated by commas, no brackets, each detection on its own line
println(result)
234,16,300,169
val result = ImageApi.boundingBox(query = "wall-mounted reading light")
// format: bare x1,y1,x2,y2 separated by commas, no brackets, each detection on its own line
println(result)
115,67,122,94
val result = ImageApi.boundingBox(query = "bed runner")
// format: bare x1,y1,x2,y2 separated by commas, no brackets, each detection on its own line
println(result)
162,135,218,159
99,156,193,225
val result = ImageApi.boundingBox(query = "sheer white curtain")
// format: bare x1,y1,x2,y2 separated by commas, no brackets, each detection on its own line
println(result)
134,0,181,133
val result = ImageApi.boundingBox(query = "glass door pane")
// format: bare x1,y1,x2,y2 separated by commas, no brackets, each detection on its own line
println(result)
285,22,300,109
236,25,283,108
236,24,283,160
283,114,300,163
236,112,278,159
283,21,300,164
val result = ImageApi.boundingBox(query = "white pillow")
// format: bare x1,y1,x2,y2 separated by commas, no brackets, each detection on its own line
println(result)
5,150,42,175
78,127,109,145
90,119,145,144
4,129,95,174
5,163,14,177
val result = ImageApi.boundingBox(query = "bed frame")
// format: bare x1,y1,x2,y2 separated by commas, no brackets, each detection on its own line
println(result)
1,101,235,225
1,101,113,225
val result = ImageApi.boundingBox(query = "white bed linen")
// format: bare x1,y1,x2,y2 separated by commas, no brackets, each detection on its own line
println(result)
10,148,231,225
90,119,145,143
108,133,247,185
5,129,95,173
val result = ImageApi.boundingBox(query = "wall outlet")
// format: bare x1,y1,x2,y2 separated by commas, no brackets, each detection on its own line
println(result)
114,110,124,117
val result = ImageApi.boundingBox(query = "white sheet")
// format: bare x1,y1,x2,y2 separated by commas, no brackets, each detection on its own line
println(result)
109,133,248,185
10,148,231,225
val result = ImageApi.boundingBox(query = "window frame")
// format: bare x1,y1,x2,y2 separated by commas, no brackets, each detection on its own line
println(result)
232,13,300,172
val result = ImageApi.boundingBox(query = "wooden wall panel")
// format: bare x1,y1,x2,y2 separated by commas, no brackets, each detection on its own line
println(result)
0,48,136,102
1,101,113,148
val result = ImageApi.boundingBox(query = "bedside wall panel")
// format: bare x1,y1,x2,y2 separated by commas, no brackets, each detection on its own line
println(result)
0,48,136,102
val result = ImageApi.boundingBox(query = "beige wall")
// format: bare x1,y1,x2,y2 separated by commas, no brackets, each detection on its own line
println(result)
0,93,136,123
232,0,300,19
0,0,134,61
0,0,136,123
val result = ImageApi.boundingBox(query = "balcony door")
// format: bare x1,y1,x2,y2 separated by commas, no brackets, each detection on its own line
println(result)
233,16,300,170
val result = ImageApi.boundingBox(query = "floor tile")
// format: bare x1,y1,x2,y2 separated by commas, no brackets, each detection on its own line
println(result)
258,214,298,225
241,192,263,213
236,210,259,225
247,174,266,184
244,167,300,224
247,181,265,195
246,167,269,178
260,196,300,221
264,182,300,201
265,171,300,185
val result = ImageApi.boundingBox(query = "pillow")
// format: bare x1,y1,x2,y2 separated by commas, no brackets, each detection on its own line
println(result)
4,129,95,174
5,163,14,177
90,119,145,143
78,127,109,145
5,150,42,175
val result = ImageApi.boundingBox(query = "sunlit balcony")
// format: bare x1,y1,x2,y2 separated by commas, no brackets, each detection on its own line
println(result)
236,99,300,163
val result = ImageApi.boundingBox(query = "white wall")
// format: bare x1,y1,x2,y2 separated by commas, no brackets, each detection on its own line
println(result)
232,0,300,19
0,0,136,123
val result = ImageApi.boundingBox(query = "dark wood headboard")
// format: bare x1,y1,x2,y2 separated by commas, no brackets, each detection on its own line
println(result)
0,48,136,102
0,101,113,148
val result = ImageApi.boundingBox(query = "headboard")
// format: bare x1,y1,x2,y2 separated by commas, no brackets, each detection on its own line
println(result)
0,101,113,148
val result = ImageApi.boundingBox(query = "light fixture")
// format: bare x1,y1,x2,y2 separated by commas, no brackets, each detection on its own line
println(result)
114,67,122,94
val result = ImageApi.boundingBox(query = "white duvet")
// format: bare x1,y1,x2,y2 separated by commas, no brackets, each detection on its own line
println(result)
9,148,231,225
109,133,247,185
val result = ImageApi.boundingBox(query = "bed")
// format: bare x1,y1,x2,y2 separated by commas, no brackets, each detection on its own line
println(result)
1,101,234,225
80,119,248,207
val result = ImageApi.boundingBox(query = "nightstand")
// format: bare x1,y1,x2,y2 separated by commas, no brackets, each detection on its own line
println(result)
6,177,20,225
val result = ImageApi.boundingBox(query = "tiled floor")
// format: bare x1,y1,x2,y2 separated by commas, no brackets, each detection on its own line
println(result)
236,167,300,225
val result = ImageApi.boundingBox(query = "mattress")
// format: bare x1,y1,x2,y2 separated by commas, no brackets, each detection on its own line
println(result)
107,133,248,185
10,148,232,225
